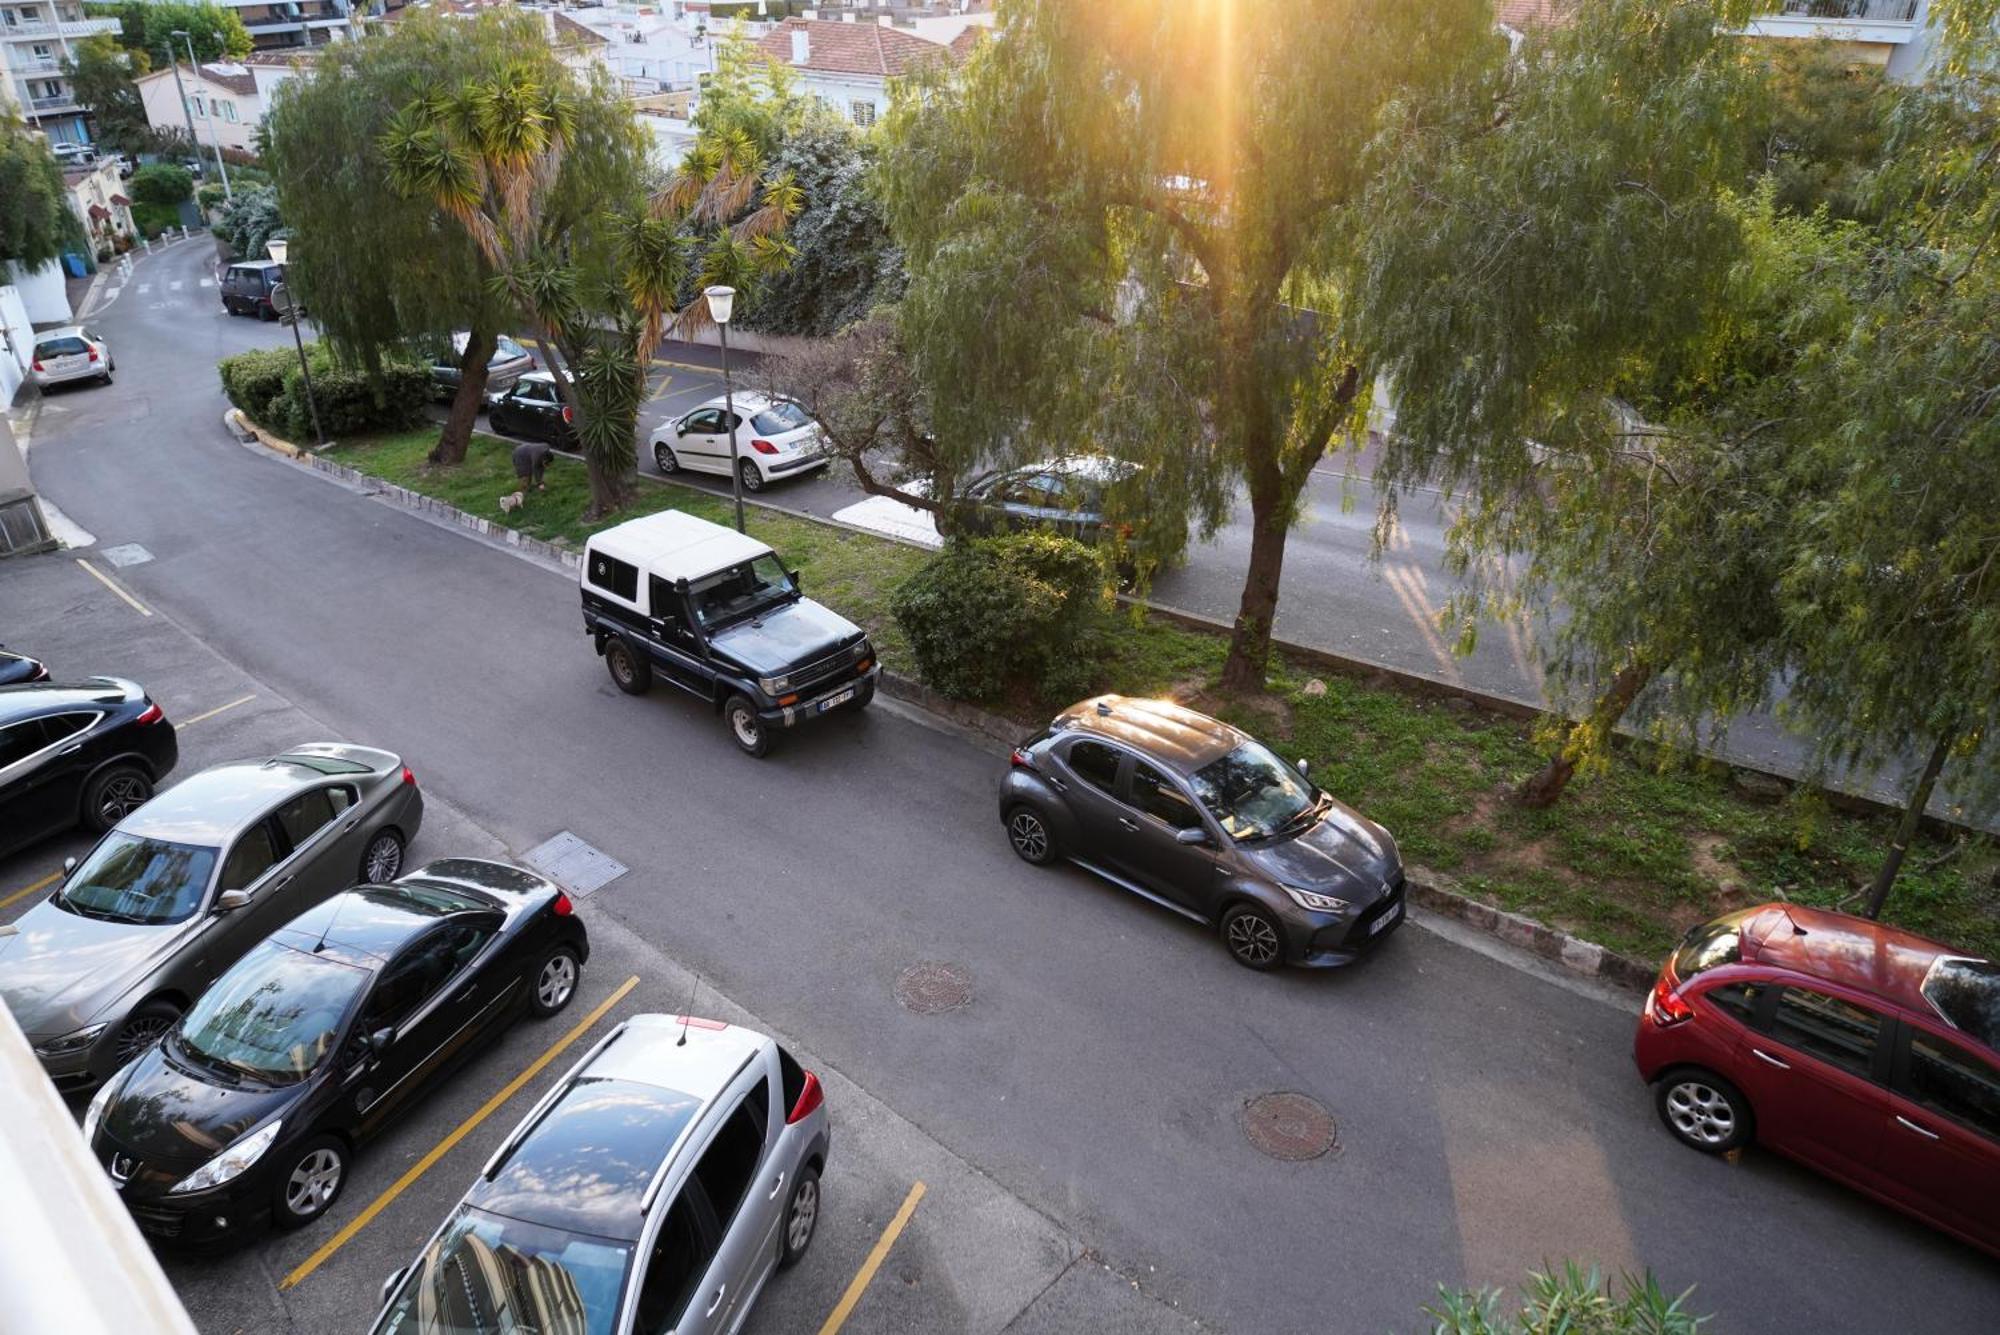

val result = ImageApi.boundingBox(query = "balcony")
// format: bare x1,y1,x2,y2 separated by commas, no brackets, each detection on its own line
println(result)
1771,0,1919,16
0,16,122,39
27,92,82,113
1745,0,1924,45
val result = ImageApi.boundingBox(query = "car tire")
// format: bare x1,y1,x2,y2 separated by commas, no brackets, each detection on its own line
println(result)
738,458,765,494
1004,805,1058,865
110,999,181,1066
724,694,770,757
82,763,153,832
272,1135,348,1230
1654,1068,1753,1154
779,1165,821,1269
529,944,582,1018
260,303,278,322
360,828,405,884
654,441,680,474
1220,903,1286,971
605,638,652,695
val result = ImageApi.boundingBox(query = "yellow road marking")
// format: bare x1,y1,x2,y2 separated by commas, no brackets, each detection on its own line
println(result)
652,359,723,375
76,558,151,617
817,1180,927,1335
278,973,641,1291
179,693,256,728
0,870,61,911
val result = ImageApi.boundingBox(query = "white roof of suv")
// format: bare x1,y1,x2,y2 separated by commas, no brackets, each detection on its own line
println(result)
586,509,770,581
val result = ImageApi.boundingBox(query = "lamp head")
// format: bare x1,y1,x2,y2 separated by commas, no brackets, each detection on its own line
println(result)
266,237,289,264
703,285,736,326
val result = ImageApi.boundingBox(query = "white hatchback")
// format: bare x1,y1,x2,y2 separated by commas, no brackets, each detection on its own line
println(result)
30,327,113,390
651,392,828,493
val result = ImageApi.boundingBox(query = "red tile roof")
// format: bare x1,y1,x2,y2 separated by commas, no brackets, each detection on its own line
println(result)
755,17,961,79
551,11,607,46
1494,0,1574,31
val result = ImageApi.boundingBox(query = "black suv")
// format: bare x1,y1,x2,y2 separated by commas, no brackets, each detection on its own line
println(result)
579,511,879,756
999,695,1406,970
220,261,284,320
0,677,179,857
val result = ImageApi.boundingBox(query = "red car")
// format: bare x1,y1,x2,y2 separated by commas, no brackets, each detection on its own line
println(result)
1634,903,2000,1258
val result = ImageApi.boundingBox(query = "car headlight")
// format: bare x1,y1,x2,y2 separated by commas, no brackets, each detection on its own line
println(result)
168,1120,283,1196
758,674,791,696
1282,886,1351,914
82,1075,120,1146
34,1022,107,1059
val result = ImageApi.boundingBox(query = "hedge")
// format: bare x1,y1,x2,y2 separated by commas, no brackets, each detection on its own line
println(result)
218,343,430,441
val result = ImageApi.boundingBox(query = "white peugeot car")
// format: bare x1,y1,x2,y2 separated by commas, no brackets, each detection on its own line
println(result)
30,326,113,390
651,393,828,493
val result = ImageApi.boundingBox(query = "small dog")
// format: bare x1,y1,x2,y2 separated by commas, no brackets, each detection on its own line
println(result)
499,490,526,514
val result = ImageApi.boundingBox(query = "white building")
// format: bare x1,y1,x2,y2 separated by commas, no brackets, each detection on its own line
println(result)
753,14,978,129
0,0,123,147
131,48,316,154
1742,0,1942,80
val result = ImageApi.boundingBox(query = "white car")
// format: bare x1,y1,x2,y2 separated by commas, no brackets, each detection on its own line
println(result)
49,142,96,165
30,327,113,390
651,393,828,493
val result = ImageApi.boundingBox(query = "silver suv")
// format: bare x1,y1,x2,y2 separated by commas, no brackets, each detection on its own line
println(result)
372,1013,830,1335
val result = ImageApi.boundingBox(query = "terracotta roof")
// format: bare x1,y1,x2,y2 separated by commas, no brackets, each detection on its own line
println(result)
755,17,961,79
240,47,322,68
88,203,110,220
134,60,256,95
1494,0,1574,31
111,193,131,206
551,10,608,46
947,26,986,59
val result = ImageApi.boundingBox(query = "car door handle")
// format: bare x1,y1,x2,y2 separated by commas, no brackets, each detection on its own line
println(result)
1047,776,1068,792
767,1170,785,1200
56,743,82,756
270,874,294,893
1117,817,1140,832
1750,1047,1790,1070
343,818,360,832
1896,1115,1941,1141
704,1285,726,1318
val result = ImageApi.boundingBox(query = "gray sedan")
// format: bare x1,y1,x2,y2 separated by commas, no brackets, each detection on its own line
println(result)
0,742,424,1089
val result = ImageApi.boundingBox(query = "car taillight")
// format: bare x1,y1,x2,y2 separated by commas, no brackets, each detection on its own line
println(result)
30,360,43,372
1010,747,1035,769
88,349,99,363
750,438,779,455
30,664,50,681
134,703,163,725
787,1070,823,1125
552,892,574,917
561,405,574,424
400,765,416,786
1650,975,1694,1027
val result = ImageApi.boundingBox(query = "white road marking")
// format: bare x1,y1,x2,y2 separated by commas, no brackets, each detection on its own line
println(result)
137,283,152,295
197,277,215,289
168,280,183,292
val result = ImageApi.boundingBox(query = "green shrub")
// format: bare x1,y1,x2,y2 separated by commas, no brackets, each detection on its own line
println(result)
890,531,1106,703
218,347,295,426
127,162,193,207
130,200,179,238
219,343,429,439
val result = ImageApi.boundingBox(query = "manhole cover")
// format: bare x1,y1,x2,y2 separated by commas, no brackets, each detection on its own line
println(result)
524,831,628,897
895,961,972,1014
1242,1092,1338,1161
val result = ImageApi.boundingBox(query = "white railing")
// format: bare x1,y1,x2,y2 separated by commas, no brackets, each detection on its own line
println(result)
1769,0,1920,19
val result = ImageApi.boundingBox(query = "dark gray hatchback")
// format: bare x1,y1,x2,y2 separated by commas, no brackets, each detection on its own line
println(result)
998,695,1406,970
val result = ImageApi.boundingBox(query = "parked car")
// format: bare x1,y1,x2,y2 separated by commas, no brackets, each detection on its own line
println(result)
651,392,829,494
0,677,176,860
371,1012,826,1335
81,860,589,1244
580,510,878,757
999,695,1406,970
29,326,113,391
0,743,422,1090
220,260,285,320
0,646,49,685
488,370,578,449
49,142,96,165
949,455,1140,548
427,333,535,403
1634,904,2000,1258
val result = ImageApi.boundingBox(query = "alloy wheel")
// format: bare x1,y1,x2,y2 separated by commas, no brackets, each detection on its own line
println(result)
1226,912,1281,967
538,954,577,1011
654,443,678,473
1664,1079,1736,1147
787,1176,819,1253
1007,811,1048,862
285,1148,343,1217
98,774,149,823
113,1013,175,1063
364,833,402,883
739,459,764,493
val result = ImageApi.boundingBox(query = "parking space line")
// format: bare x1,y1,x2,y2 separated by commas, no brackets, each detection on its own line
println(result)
75,558,152,617
817,1180,927,1335
278,973,641,1292
179,693,257,727
0,870,61,911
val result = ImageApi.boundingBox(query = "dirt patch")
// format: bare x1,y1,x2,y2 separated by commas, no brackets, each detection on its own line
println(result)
1183,682,1293,735
1688,835,1753,913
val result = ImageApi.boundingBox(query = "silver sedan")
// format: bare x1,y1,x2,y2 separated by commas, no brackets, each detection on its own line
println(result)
30,325,113,390
0,742,424,1090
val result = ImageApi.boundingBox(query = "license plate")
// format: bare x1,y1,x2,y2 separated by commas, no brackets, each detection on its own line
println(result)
818,689,855,714
1369,902,1404,936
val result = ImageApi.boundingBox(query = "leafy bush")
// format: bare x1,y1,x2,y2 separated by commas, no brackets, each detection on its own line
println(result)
1423,1263,1707,1335
890,531,1106,703
127,162,192,207
740,120,904,338
219,343,429,440
215,183,281,260
129,199,179,238
218,346,293,425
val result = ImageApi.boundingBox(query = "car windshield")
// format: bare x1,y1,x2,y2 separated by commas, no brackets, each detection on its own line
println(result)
750,400,811,435
175,940,368,1085
1923,957,2000,1050
1190,742,1318,841
55,833,217,926
375,1206,634,1335
688,554,795,627
36,337,87,358
494,336,526,363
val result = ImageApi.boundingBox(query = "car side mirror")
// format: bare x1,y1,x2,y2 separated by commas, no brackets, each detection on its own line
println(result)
63,856,77,879
675,422,688,436
380,1267,410,1308
215,889,251,912
787,569,802,590
1175,826,1212,846
1296,758,1311,777
369,1026,396,1054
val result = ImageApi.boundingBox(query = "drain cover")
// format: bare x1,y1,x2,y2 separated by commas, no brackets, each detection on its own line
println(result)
524,831,628,897
1242,1092,1338,1161
894,961,972,1014
101,543,153,568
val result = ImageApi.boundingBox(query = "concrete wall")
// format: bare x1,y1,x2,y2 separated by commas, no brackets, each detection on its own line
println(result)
0,284,31,405
4,260,71,327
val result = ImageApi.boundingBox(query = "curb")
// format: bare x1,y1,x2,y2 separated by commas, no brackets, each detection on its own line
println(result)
1405,866,1657,992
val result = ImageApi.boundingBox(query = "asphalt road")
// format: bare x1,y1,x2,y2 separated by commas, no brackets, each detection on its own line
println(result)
6,236,1997,1333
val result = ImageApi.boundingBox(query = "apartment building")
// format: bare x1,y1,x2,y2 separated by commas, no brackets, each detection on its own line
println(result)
0,0,122,146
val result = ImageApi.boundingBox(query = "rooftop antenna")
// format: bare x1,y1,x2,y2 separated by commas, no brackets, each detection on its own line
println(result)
312,897,345,954
677,972,701,1046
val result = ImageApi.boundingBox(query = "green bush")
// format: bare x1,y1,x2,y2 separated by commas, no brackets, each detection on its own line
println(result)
127,162,193,207
219,343,429,440
890,531,1106,704
218,347,294,426
130,200,179,238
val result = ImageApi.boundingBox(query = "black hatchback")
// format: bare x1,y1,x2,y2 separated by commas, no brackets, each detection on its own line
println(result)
0,677,178,859
83,859,590,1247
488,371,578,449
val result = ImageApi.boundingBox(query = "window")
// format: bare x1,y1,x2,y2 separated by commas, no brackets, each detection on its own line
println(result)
683,408,722,434
687,556,796,628
1132,762,1203,831
381,1207,633,1335
0,721,44,768
1001,473,1065,510
360,930,462,1032
1906,1032,2000,1144
274,787,337,850
1066,739,1121,794
54,833,217,925
750,401,811,435
634,1191,713,1334
1770,988,1882,1079
648,575,685,626
779,1045,808,1116
190,94,204,116
219,822,280,892
33,336,87,358
690,1078,769,1237
1701,980,1766,1025
326,784,356,815
435,920,494,974
588,551,640,601
1190,742,1318,841
1921,957,2000,1051
849,99,876,127
39,712,92,745
177,940,367,1084
221,101,237,122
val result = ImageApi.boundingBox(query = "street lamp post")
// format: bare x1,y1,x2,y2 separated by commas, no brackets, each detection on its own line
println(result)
263,237,326,449
171,29,231,203
705,284,745,534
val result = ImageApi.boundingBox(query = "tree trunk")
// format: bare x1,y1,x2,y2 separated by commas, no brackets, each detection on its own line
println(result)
1219,492,1289,693
1862,729,1955,920
1518,661,1655,808
430,326,496,466
585,451,631,519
